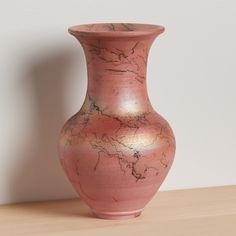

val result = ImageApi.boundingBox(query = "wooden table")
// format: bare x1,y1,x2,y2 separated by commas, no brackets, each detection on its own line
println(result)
0,185,235,236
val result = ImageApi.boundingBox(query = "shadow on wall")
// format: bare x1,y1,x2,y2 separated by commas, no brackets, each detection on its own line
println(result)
8,45,85,203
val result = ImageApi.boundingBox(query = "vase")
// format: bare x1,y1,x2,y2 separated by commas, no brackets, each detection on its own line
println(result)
59,23,176,220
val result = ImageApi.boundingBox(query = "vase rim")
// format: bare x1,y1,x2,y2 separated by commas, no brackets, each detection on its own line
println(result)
68,23,165,39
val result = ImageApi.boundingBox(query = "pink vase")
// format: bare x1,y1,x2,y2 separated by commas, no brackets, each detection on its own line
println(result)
59,23,176,219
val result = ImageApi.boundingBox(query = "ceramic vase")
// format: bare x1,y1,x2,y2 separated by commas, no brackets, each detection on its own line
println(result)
59,23,176,219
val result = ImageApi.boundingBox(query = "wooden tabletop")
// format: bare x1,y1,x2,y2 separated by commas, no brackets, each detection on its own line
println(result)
0,185,235,236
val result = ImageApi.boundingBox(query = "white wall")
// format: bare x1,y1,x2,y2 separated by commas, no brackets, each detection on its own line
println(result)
0,0,235,204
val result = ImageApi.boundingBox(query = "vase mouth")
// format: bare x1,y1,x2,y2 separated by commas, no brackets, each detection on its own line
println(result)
68,23,165,39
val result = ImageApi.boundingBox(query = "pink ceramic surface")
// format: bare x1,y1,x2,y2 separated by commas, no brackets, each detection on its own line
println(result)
59,23,176,219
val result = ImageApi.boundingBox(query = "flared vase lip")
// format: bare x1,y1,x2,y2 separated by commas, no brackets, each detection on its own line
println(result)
68,23,165,39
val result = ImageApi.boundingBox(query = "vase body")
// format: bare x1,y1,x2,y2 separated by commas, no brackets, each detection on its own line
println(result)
59,23,176,219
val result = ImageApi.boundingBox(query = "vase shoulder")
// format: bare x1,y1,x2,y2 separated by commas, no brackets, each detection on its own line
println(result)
60,102,175,165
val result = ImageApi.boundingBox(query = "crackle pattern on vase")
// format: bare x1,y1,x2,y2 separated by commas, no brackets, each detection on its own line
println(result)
59,23,176,219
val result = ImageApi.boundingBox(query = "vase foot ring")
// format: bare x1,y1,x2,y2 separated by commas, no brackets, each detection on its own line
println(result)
92,209,143,220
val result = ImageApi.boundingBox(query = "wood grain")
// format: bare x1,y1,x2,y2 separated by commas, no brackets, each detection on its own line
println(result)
0,185,235,236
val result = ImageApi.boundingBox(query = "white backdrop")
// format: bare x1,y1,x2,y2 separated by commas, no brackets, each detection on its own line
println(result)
0,0,235,204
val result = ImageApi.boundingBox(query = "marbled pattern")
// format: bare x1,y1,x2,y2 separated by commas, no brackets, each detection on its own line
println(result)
59,23,175,219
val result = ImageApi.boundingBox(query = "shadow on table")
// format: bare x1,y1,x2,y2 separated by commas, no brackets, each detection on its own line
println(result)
15,199,93,219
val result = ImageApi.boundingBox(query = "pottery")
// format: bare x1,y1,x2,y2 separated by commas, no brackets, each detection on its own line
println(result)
59,23,176,220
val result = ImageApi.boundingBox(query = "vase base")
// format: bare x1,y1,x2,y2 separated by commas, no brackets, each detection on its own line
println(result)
92,209,143,220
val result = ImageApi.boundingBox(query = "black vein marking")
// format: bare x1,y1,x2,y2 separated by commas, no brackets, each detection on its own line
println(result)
104,69,127,73
104,68,145,83
114,48,129,59
88,95,105,114
122,23,134,31
108,24,115,31
76,159,80,176
131,42,139,54
112,196,118,202
160,152,168,168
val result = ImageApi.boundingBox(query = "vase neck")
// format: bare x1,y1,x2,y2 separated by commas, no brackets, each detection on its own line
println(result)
69,23,164,115
78,37,157,115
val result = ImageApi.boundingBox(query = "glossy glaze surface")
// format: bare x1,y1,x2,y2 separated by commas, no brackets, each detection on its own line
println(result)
59,23,175,219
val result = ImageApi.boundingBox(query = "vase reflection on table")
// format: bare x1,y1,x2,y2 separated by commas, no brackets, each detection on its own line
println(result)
59,23,176,219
